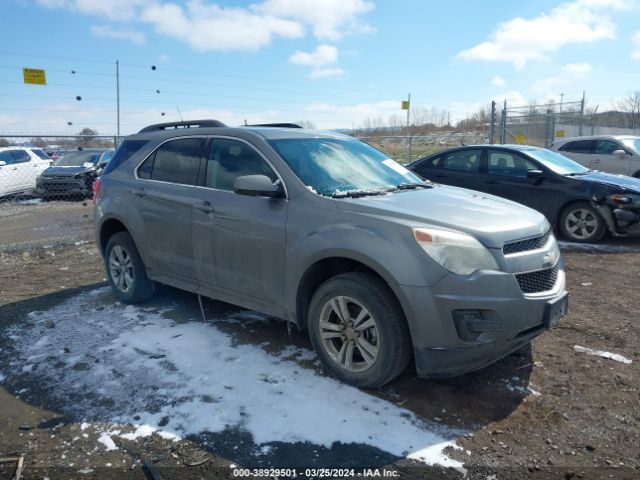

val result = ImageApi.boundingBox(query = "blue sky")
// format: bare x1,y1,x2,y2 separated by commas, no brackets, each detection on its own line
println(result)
1,0,639,134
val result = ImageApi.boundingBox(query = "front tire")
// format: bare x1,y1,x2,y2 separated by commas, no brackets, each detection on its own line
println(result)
105,232,154,303
558,201,606,243
308,272,411,388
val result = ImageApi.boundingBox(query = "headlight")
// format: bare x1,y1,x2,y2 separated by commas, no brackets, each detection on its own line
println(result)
413,227,499,276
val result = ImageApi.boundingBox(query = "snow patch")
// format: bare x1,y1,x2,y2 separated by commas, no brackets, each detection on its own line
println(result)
97,432,118,451
5,289,464,468
573,345,632,364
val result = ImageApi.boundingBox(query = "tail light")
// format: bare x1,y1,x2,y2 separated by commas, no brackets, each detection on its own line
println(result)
92,178,101,205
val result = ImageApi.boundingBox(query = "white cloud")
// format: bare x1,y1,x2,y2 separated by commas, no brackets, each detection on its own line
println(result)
289,44,338,67
309,67,346,79
254,0,375,41
632,31,640,59
562,62,592,77
90,25,146,44
490,90,528,107
457,0,632,68
141,1,304,52
36,0,152,21
36,0,375,52
491,76,507,87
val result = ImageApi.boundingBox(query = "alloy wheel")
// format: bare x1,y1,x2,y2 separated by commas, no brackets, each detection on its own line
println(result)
109,245,134,293
318,296,380,373
565,208,599,240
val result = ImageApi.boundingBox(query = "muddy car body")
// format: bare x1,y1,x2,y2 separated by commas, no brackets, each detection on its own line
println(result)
94,121,568,387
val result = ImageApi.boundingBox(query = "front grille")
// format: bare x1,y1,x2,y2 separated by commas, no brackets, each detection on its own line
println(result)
515,265,559,294
503,230,551,255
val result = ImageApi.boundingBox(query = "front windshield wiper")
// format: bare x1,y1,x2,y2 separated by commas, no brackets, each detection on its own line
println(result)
565,171,592,176
390,182,433,191
330,189,390,198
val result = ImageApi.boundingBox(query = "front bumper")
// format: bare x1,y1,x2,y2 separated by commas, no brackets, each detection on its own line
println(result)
36,178,92,197
398,260,567,378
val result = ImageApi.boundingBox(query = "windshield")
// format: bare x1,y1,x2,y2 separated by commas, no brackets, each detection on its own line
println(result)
269,138,425,197
526,148,591,175
99,150,115,163
53,151,102,167
621,138,640,154
30,149,51,160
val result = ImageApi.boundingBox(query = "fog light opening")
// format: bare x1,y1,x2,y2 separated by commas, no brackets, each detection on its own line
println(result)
452,309,501,342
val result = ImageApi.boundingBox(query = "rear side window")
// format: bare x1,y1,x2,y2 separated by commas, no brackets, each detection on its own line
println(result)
0,150,31,164
139,138,203,185
440,149,481,172
559,140,596,154
102,140,148,175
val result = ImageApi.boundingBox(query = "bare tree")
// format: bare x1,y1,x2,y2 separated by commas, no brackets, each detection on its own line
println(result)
77,127,98,148
617,91,640,129
0,138,9,147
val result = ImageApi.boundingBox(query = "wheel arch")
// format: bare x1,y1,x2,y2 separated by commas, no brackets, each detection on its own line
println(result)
99,217,134,255
294,255,410,333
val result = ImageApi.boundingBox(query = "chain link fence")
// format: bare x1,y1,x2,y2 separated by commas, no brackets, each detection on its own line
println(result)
0,135,121,251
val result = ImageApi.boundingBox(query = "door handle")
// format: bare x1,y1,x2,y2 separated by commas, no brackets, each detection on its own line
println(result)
485,179,500,184
194,201,214,214
131,187,146,197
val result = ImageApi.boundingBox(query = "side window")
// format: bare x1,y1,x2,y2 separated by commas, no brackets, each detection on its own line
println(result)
206,139,277,191
488,151,538,178
440,150,481,172
412,156,441,177
0,151,13,164
8,150,31,164
560,140,596,154
596,140,623,155
139,138,203,185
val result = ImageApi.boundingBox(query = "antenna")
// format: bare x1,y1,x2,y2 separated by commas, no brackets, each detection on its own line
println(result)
176,106,184,122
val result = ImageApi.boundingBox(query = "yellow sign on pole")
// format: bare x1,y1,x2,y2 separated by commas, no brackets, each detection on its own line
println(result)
23,68,46,85
515,134,526,144
401,100,410,110
555,130,565,138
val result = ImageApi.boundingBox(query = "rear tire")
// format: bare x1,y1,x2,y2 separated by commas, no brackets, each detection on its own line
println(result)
308,272,411,388
558,201,606,243
105,232,154,303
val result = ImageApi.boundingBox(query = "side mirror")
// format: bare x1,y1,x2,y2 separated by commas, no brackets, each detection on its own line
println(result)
612,149,627,157
234,175,284,198
0,161,6,167
527,169,546,179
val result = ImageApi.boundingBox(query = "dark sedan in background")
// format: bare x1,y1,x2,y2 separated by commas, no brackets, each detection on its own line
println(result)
36,148,114,200
408,145,640,243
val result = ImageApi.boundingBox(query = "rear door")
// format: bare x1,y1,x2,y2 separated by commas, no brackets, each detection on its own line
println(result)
591,140,631,175
412,149,483,190
557,139,596,168
134,137,204,290
191,137,287,314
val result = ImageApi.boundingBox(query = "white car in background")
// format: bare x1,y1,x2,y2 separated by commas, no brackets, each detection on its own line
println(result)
550,135,640,178
0,147,52,198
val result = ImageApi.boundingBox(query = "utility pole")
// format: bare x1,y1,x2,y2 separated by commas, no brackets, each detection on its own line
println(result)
489,100,496,144
559,93,564,112
116,60,120,145
578,90,586,136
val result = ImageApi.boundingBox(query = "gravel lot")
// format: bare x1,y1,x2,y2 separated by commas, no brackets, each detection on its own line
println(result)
0,241,638,479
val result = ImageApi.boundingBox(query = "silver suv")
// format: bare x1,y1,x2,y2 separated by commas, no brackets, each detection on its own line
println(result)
94,120,568,387
551,135,640,177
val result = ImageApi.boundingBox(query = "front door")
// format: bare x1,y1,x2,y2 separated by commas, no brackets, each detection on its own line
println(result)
192,137,287,313
591,140,631,175
134,137,205,290
481,149,557,219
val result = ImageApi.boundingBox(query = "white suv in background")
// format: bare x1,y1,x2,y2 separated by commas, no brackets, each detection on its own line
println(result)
0,147,52,198
551,135,640,178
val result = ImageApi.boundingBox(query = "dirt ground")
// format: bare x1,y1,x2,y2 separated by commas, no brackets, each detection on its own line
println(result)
0,242,638,479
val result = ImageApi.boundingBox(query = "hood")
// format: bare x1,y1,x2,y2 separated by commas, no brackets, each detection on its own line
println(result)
334,185,549,248
580,171,640,193
41,166,96,177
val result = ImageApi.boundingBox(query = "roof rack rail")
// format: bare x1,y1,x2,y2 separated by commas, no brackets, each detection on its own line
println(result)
245,123,302,129
138,119,226,133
